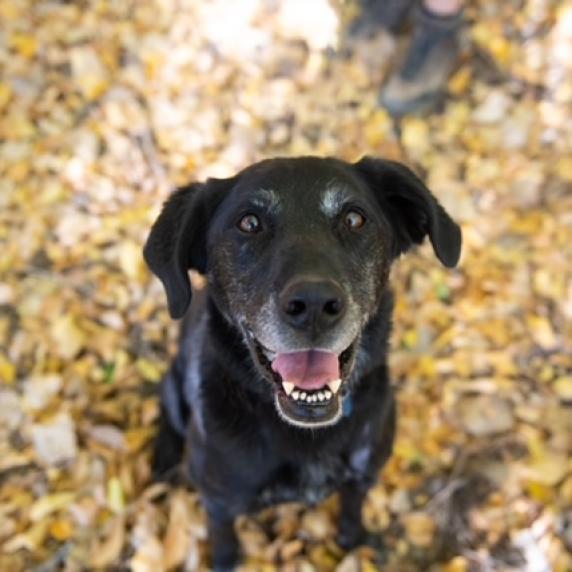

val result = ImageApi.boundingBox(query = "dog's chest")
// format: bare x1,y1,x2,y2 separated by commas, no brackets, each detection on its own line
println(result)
256,455,350,509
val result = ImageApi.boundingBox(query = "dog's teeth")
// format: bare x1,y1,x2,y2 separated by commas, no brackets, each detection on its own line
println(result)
317,392,325,401
282,381,295,395
327,379,342,394
300,392,307,400
310,395,316,403
324,390,332,400
292,390,300,400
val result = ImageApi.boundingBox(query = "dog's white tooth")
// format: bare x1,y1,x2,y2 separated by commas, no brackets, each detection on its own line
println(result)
324,390,332,400
292,390,300,400
328,379,342,394
300,392,307,400
317,392,325,401
282,381,295,395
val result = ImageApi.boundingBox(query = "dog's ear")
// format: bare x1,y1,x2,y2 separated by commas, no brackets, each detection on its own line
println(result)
143,177,233,319
353,156,462,267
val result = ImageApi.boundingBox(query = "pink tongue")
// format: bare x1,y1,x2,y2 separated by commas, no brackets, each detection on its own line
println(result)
271,350,340,390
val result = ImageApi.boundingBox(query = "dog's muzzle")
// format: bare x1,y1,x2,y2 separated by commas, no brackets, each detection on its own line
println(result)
248,333,357,428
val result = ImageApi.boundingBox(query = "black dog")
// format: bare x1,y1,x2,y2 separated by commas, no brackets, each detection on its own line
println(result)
144,156,461,570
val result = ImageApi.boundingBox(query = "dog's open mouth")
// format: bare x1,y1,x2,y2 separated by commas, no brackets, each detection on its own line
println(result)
252,338,356,428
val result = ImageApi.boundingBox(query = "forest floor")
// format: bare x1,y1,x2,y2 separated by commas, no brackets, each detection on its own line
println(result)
1,0,571,570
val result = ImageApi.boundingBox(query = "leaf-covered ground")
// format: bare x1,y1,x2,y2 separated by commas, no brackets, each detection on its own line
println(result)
1,0,572,570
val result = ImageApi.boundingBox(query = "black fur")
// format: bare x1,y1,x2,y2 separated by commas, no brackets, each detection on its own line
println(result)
144,156,461,570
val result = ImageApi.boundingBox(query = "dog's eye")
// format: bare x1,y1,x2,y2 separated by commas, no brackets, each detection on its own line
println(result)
344,209,366,231
237,214,262,234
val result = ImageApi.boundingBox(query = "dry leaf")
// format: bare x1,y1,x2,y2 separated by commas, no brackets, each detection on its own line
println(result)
31,412,78,465
163,489,191,570
90,515,126,569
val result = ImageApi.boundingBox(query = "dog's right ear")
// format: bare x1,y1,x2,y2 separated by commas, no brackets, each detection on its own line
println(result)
143,178,233,319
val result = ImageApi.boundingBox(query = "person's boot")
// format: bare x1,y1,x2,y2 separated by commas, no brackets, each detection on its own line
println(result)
379,3,463,116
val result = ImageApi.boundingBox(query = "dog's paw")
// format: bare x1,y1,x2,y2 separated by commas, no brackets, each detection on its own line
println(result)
212,556,240,572
336,525,365,552
336,528,387,561
211,545,241,572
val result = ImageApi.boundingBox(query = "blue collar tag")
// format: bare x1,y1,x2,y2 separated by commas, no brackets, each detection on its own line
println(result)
342,395,353,417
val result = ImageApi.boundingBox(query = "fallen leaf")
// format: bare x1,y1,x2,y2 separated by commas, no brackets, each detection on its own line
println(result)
31,412,78,465
553,376,572,401
401,512,436,548
22,374,62,411
163,489,191,570
456,394,514,437
51,315,86,360
90,515,126,569
30,492,75,521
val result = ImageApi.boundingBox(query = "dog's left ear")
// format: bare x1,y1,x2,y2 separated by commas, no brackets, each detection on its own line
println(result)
353,156,462,267
143,177,234,319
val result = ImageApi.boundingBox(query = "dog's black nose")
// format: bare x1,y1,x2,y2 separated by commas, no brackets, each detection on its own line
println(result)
279,279,346,331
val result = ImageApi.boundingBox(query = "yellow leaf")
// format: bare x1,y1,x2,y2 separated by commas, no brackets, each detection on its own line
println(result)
560,475,572,503
394,440,421,462
90,515,125,569
107,477,125,513
3,520,50,552
401,512,436,548
51,315,86,360
417,355,437,380
471,23,513,66
525,481,554,503
118,241,145,280
125,427,155,453
49,519,74,541
527,316,557,349
443,556,470,572
0,83,12,111
70,47,109,100
364,110,391,148
163,490,191,570
525,452,569,486
1,113,35,139
448,66,472,96
0,2,22,19
30,492,75,521
402,329,418,349
553,376,572,401
0,354,16,384
401,118,430,158
136,358,164,382
10,33,38,58
555,157,572,182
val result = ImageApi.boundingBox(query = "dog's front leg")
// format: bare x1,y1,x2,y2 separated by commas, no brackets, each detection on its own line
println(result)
337,480,369,550
207,509,240,572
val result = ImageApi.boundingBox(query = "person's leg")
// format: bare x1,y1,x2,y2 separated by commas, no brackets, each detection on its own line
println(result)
379,0,463,116
425,0,461,16
351,0,415,37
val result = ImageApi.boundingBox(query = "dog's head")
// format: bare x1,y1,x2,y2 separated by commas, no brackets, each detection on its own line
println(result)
144,156,461,428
